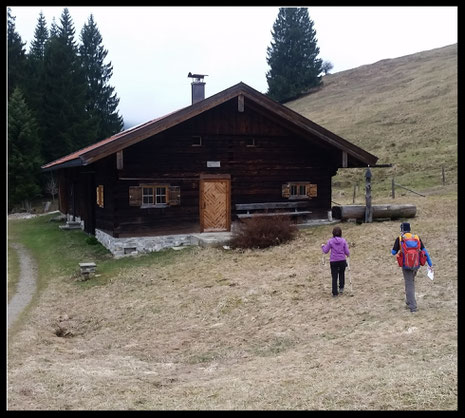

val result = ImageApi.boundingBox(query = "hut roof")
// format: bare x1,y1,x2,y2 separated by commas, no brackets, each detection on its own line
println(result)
42,82,378,171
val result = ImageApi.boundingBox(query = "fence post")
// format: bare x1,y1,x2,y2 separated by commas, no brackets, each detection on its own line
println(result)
442,166,446,186
353,183,356,204
365,167,373,223
392,177,395,199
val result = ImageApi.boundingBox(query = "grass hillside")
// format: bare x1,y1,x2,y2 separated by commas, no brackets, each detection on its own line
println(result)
8,45,457,410
287,44,457,200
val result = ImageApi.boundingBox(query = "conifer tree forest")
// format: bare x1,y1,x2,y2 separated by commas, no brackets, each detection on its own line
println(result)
7,8,124,211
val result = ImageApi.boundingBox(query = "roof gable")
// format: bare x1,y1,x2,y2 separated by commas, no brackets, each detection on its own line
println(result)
41,82,378,171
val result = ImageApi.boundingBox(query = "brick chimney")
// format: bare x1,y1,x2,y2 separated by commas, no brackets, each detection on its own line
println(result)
188,72,208,104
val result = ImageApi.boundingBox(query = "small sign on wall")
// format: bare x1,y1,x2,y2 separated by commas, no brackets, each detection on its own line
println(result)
207,161,221,168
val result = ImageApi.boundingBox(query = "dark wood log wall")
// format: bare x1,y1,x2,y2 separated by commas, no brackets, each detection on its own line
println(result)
93,156,118,235
57,170,68,215
67,98,341,237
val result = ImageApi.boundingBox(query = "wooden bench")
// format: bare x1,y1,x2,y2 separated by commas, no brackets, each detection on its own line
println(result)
235,202,311,219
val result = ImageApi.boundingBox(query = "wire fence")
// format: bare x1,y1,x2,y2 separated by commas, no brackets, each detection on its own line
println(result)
349,165,450,203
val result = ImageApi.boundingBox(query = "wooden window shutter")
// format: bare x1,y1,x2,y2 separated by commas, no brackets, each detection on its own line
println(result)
96,185,104,208
282,183,290,198
100,186,104,207
168,186,181,206
128,186,142,206
307,184,318,198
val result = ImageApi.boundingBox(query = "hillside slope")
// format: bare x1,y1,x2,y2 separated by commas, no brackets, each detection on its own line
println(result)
286,44,457,199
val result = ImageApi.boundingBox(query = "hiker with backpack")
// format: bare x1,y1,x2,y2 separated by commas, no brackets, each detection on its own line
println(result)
321,226,350,297
391,222,433,313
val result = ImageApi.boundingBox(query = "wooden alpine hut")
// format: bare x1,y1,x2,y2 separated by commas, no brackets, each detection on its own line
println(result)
42,78,378,254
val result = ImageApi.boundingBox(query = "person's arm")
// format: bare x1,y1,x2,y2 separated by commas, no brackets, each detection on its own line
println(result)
424,248,433,267
321,240,330,254
391,237,400,255
419,239,433,267
344,240,350,257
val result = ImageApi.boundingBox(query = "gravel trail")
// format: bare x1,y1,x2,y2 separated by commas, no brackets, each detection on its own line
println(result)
8,243,38,329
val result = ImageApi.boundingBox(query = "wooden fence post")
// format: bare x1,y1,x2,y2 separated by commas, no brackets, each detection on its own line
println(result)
442,166,446,186
392,177,395,199
365,167,373,223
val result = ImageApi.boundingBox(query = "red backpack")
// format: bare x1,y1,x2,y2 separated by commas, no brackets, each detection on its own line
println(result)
396,233,426,270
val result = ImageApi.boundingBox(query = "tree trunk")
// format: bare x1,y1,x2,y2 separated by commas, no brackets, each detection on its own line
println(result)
332,204,416,221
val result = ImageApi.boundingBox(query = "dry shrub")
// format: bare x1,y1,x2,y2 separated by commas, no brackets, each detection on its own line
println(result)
230,215,298,249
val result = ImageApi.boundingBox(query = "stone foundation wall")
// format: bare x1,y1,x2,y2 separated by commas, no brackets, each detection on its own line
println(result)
95,229,196,258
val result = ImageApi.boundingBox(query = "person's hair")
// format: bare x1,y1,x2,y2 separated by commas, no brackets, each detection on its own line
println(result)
400,222,411,232
332,226,342,237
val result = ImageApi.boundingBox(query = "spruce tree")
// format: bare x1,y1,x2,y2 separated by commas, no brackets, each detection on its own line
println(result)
41,8,97,162
24,12,49,139
80,14,123,141
266,7,323,102
49,17,58,38
7,8,27,97
29,10,49,59
8,88,43,211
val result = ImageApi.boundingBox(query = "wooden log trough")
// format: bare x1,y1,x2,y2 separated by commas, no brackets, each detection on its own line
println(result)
332,204,416,222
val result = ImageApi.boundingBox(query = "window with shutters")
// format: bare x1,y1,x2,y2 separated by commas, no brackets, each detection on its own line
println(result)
282,182,317,199
96,185,104,208
129,184,180,208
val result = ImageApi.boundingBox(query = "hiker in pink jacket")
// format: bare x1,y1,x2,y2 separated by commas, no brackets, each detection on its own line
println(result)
321,226,350,297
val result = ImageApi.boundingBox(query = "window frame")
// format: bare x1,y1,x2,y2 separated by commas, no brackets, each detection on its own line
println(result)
289,182,310,200
155,186,167,205
246,137,256,147
142,187,154,206
191,136,202,147
140,184,169,208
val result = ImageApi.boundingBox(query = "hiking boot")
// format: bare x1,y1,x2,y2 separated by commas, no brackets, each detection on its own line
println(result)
339,288,344,294
332,293,338,297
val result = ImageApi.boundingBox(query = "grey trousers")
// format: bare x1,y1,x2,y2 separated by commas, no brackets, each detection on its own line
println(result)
402,268,418,311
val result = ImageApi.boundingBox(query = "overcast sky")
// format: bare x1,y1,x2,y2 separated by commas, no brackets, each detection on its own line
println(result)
9,6,458,128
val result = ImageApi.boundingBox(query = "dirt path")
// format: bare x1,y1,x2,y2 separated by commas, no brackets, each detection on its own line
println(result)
8,243,38,329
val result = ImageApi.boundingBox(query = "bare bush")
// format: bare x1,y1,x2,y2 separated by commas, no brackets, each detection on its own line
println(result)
45,176,58,204
230,215,298,249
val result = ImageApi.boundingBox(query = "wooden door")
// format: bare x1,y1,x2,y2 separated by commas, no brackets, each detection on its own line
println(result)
200,176,231,232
